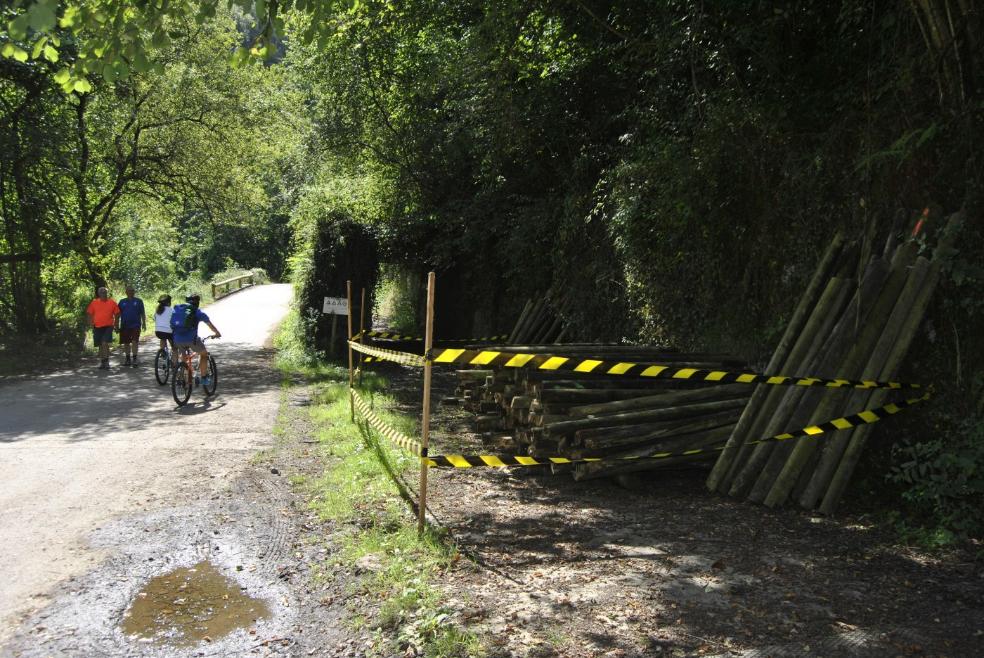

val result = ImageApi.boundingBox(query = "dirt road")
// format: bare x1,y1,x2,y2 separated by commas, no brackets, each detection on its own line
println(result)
0,284,292,648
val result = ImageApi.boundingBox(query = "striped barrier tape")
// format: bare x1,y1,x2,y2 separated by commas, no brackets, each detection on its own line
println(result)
349,340,427,367
421,391,931,468
351,388,422,456
427,348,920,391
355,329,508,343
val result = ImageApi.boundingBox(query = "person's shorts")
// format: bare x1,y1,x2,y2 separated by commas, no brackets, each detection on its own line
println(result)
174,338,207,354
92,326,114,345
119,328,141,344
155,331,174,346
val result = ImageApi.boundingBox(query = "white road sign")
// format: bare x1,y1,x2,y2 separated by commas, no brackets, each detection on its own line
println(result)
323,296,349,314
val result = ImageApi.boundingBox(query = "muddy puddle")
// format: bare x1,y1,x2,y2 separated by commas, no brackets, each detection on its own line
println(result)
121,560,271,647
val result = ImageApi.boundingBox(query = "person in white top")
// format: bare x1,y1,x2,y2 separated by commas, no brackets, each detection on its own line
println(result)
154,295,175,351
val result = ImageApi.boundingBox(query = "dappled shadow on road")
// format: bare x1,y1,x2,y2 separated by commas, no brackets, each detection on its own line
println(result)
173,399,228,415
0,342,281,443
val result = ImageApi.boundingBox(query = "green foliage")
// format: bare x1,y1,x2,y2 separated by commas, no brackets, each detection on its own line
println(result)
211,263,269,285
104,208,180,293
374,265,422,334
289,360,482,657
273,306,336,373
4,0,984,539
293,211,378,354
2,3,304,339
887,415,984,539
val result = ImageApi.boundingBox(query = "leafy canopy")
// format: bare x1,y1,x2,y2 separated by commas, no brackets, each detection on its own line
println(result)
0,0,366,92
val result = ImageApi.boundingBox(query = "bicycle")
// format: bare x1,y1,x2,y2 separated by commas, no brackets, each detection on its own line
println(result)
171,336,218,406
154,342,172,385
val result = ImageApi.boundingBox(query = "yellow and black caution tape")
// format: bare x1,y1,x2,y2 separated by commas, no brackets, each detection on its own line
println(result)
351,388,422,456
420,391,931,468
427,348,919,391
356,329,508,343
349,340,427,367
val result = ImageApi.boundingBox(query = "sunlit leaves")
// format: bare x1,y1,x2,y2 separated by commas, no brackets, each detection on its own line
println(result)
229,46,250,68
1,42,29,62
28,35,59,62
3,1,230,90
59,5,80,29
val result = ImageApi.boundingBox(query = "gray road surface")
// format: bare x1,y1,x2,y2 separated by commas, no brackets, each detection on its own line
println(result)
0,284,292,644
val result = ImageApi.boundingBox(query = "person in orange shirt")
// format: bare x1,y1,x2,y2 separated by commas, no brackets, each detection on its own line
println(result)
86,286,120,370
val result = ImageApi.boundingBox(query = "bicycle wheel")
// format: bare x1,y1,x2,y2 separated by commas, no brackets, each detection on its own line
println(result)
203,356,218,396
171,364,192,406
154,349,170,385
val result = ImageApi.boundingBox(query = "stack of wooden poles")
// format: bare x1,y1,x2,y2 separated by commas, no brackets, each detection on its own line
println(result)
706,214,960,513
454,345,749,480
507,290,574,343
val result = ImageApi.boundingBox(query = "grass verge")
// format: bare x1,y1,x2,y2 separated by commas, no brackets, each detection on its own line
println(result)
274,306,484,657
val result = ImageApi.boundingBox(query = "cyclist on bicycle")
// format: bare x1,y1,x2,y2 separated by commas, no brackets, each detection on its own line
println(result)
170,292,221,387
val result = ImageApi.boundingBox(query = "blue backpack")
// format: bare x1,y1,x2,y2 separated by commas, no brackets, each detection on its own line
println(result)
170,303,197,331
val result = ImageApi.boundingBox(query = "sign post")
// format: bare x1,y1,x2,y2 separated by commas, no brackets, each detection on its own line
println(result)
418,271,436,536
323,296,349,314
346,282,354,421
323,295,349,359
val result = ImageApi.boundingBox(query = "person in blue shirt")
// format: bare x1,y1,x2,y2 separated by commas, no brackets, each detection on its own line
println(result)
116,286,146,367
170,292,222,387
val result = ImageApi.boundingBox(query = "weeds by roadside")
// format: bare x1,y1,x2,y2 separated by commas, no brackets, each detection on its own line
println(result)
274,307,484,657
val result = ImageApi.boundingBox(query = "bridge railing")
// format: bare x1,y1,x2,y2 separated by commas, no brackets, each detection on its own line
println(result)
211,273,254,300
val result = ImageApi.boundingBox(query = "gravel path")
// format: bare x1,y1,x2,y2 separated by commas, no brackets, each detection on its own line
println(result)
0,284,292,647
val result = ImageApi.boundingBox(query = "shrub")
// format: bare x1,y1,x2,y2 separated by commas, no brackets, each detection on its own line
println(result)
295,212,379,357
887,414,984,539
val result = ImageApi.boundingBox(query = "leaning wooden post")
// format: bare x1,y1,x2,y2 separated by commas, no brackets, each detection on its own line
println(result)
359,287,366,386
418,271,436,536
706,231,846,493
347,280,354,422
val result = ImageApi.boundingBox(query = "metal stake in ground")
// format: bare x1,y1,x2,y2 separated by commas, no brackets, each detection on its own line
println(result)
418,271,436,536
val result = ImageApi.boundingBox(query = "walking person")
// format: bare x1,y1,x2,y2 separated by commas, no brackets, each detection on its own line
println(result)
85,286,120,370
117,285,146,367
153,295,174,351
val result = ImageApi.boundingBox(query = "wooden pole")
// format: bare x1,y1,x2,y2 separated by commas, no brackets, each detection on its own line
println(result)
793,241,920,507
347,280,354,422
725,274,855,498
706,231,846,492
418,271,436,536
762,259,930,508
816,213,962,512
744,276,856,502
359,287,366,385
507,299,534,344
